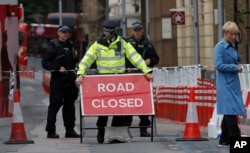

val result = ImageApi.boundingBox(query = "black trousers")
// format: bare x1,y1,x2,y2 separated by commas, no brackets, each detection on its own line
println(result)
139,115,151,127
111,115,151,127
219,115,241,144
96,116,128,127
45,80,76,133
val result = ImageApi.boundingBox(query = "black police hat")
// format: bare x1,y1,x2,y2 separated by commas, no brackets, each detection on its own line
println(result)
132,21,143,29
102,20,119,31
58,25,71,32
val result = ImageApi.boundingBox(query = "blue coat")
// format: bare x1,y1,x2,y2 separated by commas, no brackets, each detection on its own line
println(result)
214,38,245,115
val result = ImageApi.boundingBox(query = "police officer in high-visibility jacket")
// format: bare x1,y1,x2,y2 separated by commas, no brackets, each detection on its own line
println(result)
75,20,153,143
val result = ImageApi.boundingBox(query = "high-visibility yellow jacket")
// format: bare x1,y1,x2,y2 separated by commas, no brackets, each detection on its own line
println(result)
77,36,152,75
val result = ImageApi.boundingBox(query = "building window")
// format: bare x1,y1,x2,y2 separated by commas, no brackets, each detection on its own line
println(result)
181,0,185,7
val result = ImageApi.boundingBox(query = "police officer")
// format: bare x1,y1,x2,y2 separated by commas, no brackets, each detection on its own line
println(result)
125,21,159,137
75,20,153,143
42,25,80,138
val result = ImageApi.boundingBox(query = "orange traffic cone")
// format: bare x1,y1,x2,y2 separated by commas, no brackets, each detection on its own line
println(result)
4,90,34,144
176,87,208,141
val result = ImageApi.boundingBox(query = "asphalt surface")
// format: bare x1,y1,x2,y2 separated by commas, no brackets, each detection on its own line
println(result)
1,77,249,153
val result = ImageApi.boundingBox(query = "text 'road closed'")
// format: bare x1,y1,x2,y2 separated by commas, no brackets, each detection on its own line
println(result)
81,74,154,115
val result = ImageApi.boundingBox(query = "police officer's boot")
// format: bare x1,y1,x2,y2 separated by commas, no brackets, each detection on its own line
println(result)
65,129,81,138
140,128,150,137
47,132,59,138
97,127,105,143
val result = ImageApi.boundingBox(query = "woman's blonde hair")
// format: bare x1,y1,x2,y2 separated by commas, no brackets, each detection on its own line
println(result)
222,21,239,33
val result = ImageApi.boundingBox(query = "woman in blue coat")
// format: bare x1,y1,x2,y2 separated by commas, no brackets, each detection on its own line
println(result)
214,21,245,147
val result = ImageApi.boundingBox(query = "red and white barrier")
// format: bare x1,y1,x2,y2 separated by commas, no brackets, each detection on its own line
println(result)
242,89,250,119
19,65,35,79
153,84,216,127
42,70,50,94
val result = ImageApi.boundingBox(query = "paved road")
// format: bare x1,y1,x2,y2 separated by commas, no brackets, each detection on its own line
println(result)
1,78,245,153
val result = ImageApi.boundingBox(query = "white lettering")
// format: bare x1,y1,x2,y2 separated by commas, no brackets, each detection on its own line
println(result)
92,99,110,108
234,141,247,148
119,99,127,107
108,99,118,108
92,99,101,108
106,83,115,92
91,98,144,108
126,98,143,107
97,84,105,92
234,141,240,148
135,98,143,107
127,99,135,107
241,141,247,148
126,83,134,91
96,83,135,92
101,99,108,108
117,83,125,91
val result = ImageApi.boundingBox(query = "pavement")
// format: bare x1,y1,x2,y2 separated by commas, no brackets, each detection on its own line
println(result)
1,77,250,153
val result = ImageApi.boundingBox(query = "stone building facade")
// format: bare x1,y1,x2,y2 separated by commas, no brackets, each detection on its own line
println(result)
80,0,250,67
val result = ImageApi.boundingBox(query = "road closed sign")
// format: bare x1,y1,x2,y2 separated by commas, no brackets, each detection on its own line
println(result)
80,74,154,116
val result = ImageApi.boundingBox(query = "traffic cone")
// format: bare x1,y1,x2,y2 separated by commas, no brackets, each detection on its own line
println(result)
176,87,208,141
4,90,34,144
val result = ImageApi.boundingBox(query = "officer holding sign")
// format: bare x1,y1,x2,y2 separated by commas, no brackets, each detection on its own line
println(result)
75,19,153,143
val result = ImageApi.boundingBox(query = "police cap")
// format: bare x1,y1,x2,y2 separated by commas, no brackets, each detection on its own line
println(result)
132,21,143,29
58,25,71,32
102,20,119,32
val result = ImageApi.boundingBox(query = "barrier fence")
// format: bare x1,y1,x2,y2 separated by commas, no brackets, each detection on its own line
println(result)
1,64,250,128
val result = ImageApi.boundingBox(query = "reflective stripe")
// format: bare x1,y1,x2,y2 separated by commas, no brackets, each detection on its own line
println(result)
186,103,198,123
96,47,103,58
13,103,24,123
134,58,144,67
97,65,125,71
98,56,124,61
80,61,89,68
96,37,125,61
127,50,137,60
85,53,96,62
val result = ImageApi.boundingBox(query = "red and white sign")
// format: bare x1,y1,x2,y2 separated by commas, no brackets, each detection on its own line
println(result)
171,11,185,25
80,74,154,116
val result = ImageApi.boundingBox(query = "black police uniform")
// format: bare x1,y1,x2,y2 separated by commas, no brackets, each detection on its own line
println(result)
42,38,79,137
125,34,159,136
126,35,159,68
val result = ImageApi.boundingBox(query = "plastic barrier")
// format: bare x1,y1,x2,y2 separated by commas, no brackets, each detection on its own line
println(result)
207,103,223,139
19,65,35,79
241,89,250,119
195,86,205,127
152,86,158,116
42,70,50,94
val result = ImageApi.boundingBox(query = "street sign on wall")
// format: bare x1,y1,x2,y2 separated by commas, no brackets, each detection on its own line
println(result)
170,9,185,26
80,74,154,116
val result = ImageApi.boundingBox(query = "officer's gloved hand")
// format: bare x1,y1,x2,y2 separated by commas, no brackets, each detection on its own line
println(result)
75,75,84,86
145,73,153,81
